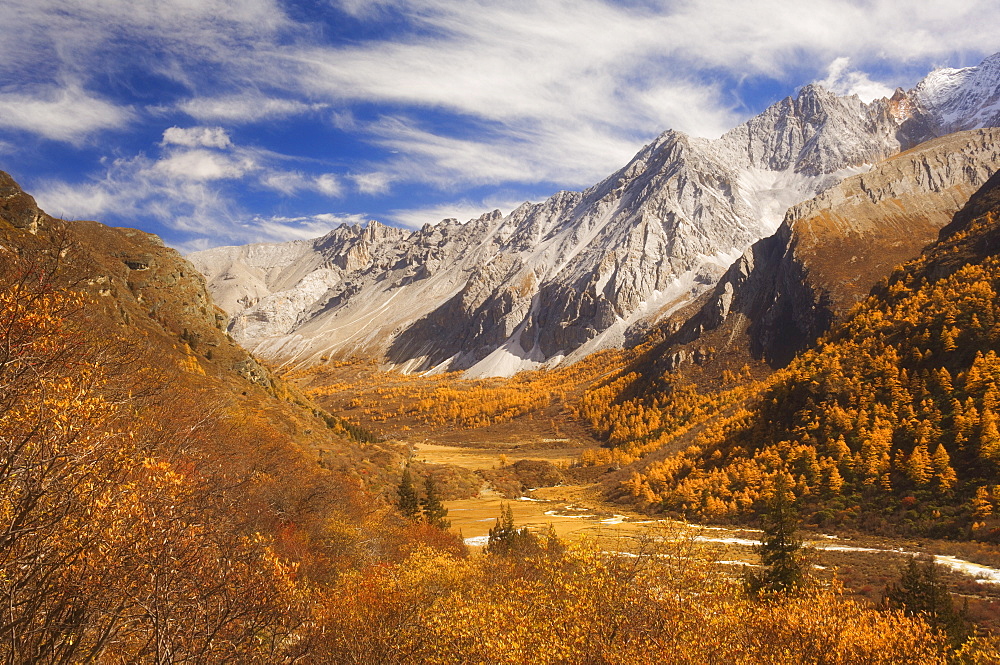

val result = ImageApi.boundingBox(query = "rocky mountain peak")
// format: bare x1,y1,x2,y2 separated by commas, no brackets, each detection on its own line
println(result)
887,87,916,123
659,128,1000,373
190,53,1000,378
361,219,405,243
720,80,899,176
910,52,1000,135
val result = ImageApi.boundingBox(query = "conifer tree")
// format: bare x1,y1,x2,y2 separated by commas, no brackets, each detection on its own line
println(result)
745,475,807,596
981,410,1000,460
972,486,993,518
421,476,450,529
930,444,957,490
906,442,932,486
883,557,969,647
397,466,420,519
487,503,538,558
822,464,844,496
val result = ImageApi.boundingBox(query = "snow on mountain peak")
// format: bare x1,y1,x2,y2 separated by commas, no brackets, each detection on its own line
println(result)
190,52,1000,378
911,52,1000,133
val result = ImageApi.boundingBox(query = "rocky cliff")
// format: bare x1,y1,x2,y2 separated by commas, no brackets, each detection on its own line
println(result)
190,53,1000,377
654,128,1000,374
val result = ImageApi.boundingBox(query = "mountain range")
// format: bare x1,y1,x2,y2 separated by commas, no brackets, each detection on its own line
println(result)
190,53,1000,378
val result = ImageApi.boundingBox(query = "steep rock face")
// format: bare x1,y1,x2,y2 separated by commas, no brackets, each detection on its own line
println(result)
0,171,45,232
665,128,1000,370
716,84,905,175
190,53,1000,377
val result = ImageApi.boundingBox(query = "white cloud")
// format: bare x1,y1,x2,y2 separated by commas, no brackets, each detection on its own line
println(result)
352,114,641,190
7,0,1000,249
0,84,132,143
161,126,233,149
32,133,332,247
315,174,342,197
292,0,1000,190
818,57,894,103
349,171,393,195
179,95,325,123
261,171,309,195
261,171,343,197
153,149,256,181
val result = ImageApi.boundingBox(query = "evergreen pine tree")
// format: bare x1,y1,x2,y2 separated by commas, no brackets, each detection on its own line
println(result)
883,556,969,647
420,476,450,529
745,474,807,596
486,503,538,558
397,466,420,519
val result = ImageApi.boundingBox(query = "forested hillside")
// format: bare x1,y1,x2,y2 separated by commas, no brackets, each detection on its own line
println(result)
608,171,1000,538
0,172,463,661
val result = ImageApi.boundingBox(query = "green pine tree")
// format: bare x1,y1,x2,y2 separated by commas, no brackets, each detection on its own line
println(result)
883,556,969,647
486,503,538,558
744,474,808,596
397,466,420,519
420,475,450,529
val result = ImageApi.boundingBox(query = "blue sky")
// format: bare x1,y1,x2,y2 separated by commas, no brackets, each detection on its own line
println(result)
1,0,998,253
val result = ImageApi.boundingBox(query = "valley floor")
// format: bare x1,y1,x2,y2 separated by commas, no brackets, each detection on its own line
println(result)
416,435,1000,631
293,353,1000,634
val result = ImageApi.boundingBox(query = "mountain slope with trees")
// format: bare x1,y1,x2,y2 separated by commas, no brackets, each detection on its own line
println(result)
6,166,998,661
0,171,465,661
611,170,1000,539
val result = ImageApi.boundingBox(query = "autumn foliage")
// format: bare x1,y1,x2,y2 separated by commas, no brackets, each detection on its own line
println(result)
0,254,321,661
6,170,1000,660
2,249,984,662
599,210,1000,539
314,532,954,664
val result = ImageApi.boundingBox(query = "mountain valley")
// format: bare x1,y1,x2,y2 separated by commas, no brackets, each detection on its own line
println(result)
9,51,1000,662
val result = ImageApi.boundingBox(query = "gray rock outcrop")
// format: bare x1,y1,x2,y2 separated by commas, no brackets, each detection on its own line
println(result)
189,53,1000,377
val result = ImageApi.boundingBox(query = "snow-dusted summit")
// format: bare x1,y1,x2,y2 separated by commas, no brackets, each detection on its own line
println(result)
190,53,1000,377
907,52,1000,134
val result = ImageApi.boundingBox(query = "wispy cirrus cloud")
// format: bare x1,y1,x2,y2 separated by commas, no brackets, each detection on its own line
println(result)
283,0,1000,190
161,126,234,149
261,171,343,197
352,114,644,191
178,95,327,123
306,0,1000,132
818,57,895,103
0,84,133,144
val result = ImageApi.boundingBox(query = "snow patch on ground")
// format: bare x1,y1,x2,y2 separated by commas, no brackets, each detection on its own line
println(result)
696,534,1000,585
463,295,550,378
462,338,547,378
738,164,873,235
